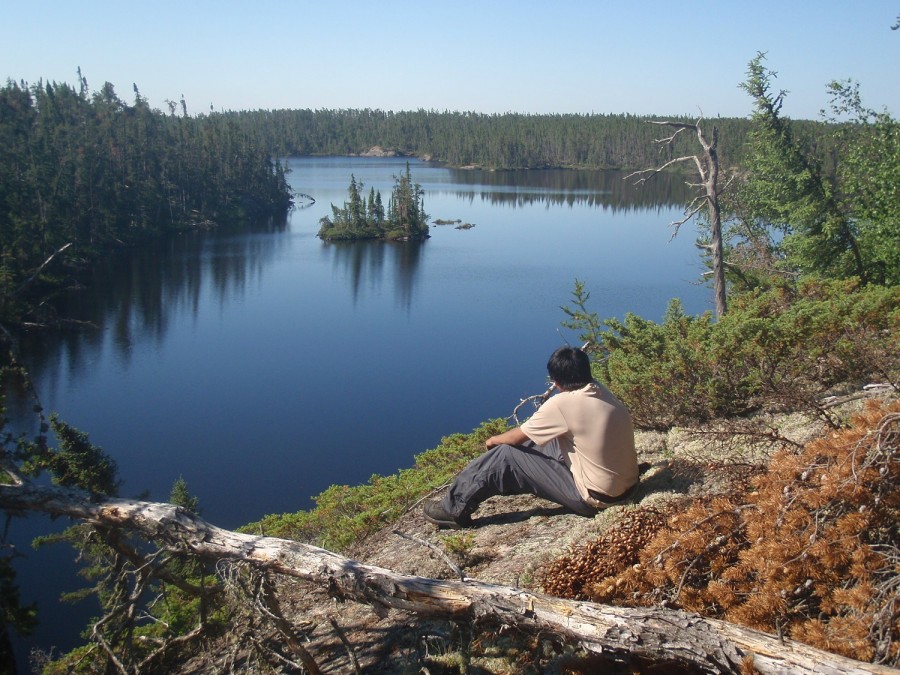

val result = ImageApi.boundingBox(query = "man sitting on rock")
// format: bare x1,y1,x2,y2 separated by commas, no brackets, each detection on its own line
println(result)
423,346,639,529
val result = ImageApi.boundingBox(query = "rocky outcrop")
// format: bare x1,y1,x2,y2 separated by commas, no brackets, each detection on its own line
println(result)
358,145,398,157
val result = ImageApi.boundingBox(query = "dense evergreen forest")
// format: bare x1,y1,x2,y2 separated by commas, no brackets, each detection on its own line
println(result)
0,77,292,326
226,107,842,171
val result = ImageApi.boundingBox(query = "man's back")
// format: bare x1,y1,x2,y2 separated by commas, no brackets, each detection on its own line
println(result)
522,382,638,499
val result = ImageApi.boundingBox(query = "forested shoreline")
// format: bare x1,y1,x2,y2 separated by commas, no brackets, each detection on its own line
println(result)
0,77,292,327
0,76,855,327
227,106,842,172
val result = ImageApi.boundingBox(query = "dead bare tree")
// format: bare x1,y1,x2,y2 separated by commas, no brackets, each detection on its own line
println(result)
627,117,731,317
11,242,73,298
0,482,893,675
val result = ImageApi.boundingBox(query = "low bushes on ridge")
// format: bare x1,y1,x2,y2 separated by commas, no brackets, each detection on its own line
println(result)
567,279,900,430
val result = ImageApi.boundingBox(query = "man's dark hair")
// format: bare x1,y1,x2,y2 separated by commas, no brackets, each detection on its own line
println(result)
547,346,593,391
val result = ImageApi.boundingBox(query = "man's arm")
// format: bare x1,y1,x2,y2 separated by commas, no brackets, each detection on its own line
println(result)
485,426,530,449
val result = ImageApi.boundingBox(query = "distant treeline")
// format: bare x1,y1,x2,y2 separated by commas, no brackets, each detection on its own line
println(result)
0,78,292,324
0,77,848,326
226,108,841,171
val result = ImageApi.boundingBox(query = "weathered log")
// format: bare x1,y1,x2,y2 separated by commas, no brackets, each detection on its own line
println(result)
1,483,894,675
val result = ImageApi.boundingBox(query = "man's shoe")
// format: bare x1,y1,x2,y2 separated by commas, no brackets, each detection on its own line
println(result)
423,500,472,529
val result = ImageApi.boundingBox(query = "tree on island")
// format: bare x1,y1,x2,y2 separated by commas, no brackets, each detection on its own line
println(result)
317,163,429,241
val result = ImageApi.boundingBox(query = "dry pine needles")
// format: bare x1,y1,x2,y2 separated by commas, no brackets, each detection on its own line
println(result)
540,399,899,666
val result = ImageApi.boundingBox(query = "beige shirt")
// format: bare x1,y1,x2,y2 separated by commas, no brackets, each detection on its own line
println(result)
521,382,638,503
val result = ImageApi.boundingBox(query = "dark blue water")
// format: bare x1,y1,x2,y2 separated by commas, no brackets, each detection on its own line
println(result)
10,157,711,662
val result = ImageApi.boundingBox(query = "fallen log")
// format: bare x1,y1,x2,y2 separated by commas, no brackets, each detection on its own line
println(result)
2,483,894,675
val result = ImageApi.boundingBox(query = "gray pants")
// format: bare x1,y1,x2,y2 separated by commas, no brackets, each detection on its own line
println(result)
440,440,597,518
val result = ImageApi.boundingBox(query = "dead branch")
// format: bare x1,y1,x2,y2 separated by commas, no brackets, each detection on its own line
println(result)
625,155,700,185
512,385,554,425
136,625,206,673
392,529,466,581
650,121,693,144
671,200,707,240
102,529,208,597
329,616,362,675
14,242,73,297
0,483,893,674
257,570,323,675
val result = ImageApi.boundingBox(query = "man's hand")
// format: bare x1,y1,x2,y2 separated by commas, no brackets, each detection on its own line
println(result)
485,427,529,450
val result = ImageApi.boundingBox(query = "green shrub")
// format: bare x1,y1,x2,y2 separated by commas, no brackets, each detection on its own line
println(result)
442,532,476,560
588,280,898,430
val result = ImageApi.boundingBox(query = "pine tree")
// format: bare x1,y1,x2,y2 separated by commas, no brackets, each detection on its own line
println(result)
734,53,867,282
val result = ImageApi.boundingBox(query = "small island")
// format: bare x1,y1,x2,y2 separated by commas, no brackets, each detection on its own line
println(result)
317,163,429,241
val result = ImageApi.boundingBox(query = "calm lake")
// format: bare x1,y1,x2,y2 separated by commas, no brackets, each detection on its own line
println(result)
11,157,712,659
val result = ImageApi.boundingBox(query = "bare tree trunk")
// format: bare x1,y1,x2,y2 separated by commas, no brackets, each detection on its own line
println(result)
701,125,728,317
627,118,730,317
1,483,891,675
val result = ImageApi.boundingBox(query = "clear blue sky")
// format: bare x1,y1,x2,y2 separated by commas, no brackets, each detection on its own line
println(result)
2,0,898,120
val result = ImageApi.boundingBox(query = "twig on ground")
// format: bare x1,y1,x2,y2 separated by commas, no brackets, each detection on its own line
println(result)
392,529,467,581
329,616,362,674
